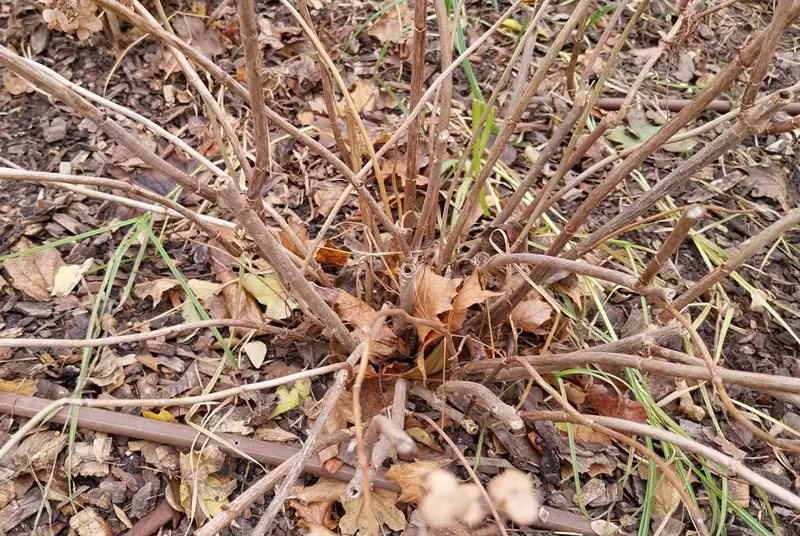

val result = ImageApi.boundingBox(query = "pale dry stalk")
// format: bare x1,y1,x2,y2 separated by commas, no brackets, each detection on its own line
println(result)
0,169,241,256
0,45,217,203
0,363,347,463
403,0,428,222
480,253,674,302
237,0,273,204
667,207,800,315
570,90,793,261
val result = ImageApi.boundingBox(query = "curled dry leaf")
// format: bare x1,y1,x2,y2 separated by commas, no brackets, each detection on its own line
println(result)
287,498,337,532
41,0,104,41
340,488,407,536
51,258,93,297
651,469,680,516
386,461,443,503
13,430,67,471
2,237,64,301
87,348,125,390
414,267,461,340
178,445,236,525
510,298,553,333
134,279,179,307
242,272,296,320
334,291,405,360
71,437,114,477
442,272,500,331
585,383,648,424
368,0,410,43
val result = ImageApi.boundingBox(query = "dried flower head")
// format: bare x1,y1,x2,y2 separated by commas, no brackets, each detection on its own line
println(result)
419,470,463,528
458,483,487,526
487,469,540,526
41,0,103,41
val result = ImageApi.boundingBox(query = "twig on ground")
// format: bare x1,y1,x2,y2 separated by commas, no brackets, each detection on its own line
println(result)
437,381,523,429
410,383,479,434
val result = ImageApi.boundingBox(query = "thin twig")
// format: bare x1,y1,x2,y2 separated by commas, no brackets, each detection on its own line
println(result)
636,204,705,287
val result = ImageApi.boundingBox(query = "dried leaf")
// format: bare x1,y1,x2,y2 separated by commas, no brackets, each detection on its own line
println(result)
313,185,346,218
87,349,125,390
13,430,67,471
278,220,309,258
443,272,500,330
585,383,647,423
270,378,311,419
349,79,379,113
510,299,552,333
295,478,348,503
51,258,93,297
651,470,680,516
414,267,461,340
729,480,750,508
554,423,612,445
218,271,265,327
368,0,409,43
606,108,695,153
386,461,442,504
340,488,407,535
334,291,404,360
746,165,790,211
243,340,267,368
2,237,64,301
315,240,351,265
3,71,34,95
405,427,442,452
69,508,113,536
179,445,236,525
113,504,133,529
174,15,223,57
71,437,114,477
187,279,222,300
257,16,284,50
287,498,337,531
676,379,705,421
242,273,296,320
134,278,179,307
0,378,36,396
143,409,179,424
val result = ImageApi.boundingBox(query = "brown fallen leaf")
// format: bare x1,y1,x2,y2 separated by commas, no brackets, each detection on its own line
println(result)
340,488,406,535
174,15,223,57
278,220,309,258
313,184,346,218
386,461,442,503
178,445,236,525
651,469,680,516
0,379,36,396
87,348,125,390
510,298,553,333
314,240,351,265
585,383,648,424
348,79,379,113
414,267,461,340
134,278,179,308
745,165,791,211
676,379,705,421
13,430,67,471
2,237,64,301
368,0,410,43
442,272,500,331
334,291,405,360
287,498,337,531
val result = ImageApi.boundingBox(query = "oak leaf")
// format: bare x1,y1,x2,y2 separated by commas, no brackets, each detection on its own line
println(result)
386,461,442,503
442,272,500,330
340,488,406,535
334,291,405,360
585,383,647,423
510,299,552,333
3,237,64,301
287,498,337,531
414,267,461,340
